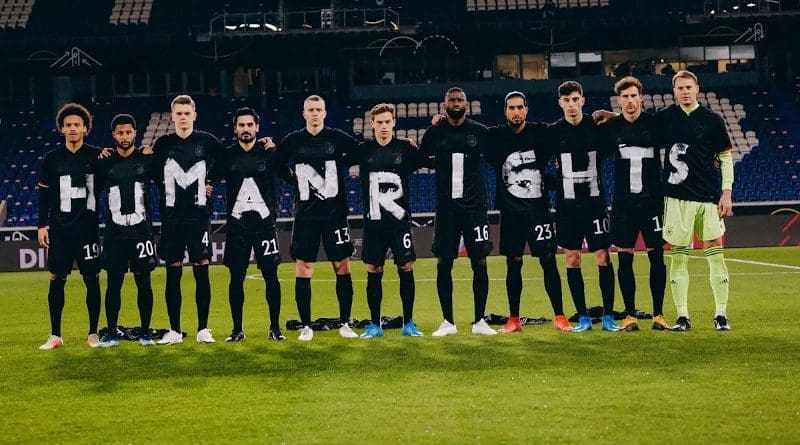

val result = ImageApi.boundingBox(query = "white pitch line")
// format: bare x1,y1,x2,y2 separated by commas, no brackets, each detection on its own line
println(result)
722,258,800,270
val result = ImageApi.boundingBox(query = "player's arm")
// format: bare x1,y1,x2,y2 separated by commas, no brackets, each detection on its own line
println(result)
591,109,619,125
715,117,734,218
416,128,436,168
150,136,165,182
340,130,361,167
36,155,51,248
207,136,227,183
272,135,297,184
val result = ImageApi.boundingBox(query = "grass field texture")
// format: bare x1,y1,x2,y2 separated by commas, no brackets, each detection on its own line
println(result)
1,247,799,444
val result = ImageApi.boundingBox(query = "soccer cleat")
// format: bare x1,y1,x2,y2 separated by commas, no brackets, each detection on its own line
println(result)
339,323,358,339
401,321,424,337
99,336,120,348
602,315,623,332
572,315,593,333
713,315,731,331
553,315,572,331
432,320,457,337
621,315,640,332
359,323,384,339
651,315,671,331
196,328,216,343
39,335,64,350
157,329,184,345
139,336,156,346
268,329,286,341
498,316,523,333
471,319,498,336
225,331,245,342
672,316,692,331
87,333,102,348
298,326,313,341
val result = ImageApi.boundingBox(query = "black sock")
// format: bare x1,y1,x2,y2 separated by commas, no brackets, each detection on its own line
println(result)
648,248,667,316
617,252,636,316
261,265,282,331
540,255,564,316
47,278,66,337
228,268,246,333
505,258,523,317
566,268,587,316
133,273,153,334
599,263,615,315
471,257,489,323
366,271,383,324
193,265,211,332
335,273,354,323
165,265,183,332
436,259,454,323
295,277,312,326
398,269,415,323
83,274,101,335
105,272,125,333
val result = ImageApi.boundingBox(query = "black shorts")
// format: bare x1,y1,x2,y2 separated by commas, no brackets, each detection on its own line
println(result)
611,197,664,249
101,238,159,274
556,203,611,252
224,225,281,270
499,208,557,258
362,223,416,267
432,209,492,259
290,217,354,262
47,226,100,277
158,222,212,264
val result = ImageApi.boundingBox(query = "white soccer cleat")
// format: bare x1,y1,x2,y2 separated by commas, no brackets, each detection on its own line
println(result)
196,328,216,344
39,335,64,350
471,319,498,336
298,326,314,341
338,323,358,339
87,333,102,348
432,320,457,337
157,329,184,345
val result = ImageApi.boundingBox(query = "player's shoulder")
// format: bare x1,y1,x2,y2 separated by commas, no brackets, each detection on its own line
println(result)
82,143,102,154
464,118,489,132
192,129,221,143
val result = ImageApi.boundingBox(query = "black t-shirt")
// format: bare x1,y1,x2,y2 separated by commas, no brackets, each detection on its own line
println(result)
485,122,551,213
220,143,284,233
96,149,154,241
151,130,225,224
603,112,664,202
357,138,423,227
37,143,101,230
275,127,358,221
658,105,731,203
547,116,611,210
418,118,489,213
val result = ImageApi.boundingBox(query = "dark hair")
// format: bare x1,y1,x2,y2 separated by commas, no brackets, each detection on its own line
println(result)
504,91,527,108
444,87,466,100
613,76,643,95
232,107,260,126
56,103,92,132
111,113,137,131
557,81,583,98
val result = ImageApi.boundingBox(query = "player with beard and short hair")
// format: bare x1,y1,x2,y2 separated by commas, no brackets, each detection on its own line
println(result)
37,103,103,349
485,91,571,333
151,95,226,345
96,114,158,347
219,107,288,342
419,87,497,337
274,95,360,341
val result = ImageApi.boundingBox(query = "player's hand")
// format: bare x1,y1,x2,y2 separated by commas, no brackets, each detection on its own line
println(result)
206,184,213,197
592,110,617,125
141,145,153,155
99,148,113,159
431,114,445,126
718,190,733,218
37,227,49,248
258,137,276,150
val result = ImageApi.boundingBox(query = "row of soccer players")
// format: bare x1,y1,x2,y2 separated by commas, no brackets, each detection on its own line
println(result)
36,69,733,349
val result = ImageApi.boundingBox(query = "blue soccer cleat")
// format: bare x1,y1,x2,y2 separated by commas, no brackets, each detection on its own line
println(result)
139,335,155,346
359,323,383,339
401,321,424,337
572,315,593,333
602,314,622,332
100,336,120,348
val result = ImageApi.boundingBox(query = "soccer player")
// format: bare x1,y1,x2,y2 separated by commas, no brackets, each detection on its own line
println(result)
418,87,496,336
151,95,226,345
661,71,733,331
601,77,669,331
485,91,571,333
274,95,359,341
96,114,158,347
547,81,621,333
37,103,103,349
219,107,287,342
357,103,424,338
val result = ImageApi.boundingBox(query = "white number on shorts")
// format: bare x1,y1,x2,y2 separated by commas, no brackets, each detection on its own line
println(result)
136,240,155,258
261,238,279,256
334,227,351,245
652,215,663,232
402,232,412,249
592,218,610,235
473,225,489,242
201,231,210,246
82,243,99,260
534,223,553,241
667,143,690,185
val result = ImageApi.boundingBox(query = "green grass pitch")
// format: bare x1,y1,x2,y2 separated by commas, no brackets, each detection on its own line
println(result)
1,247,799,443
